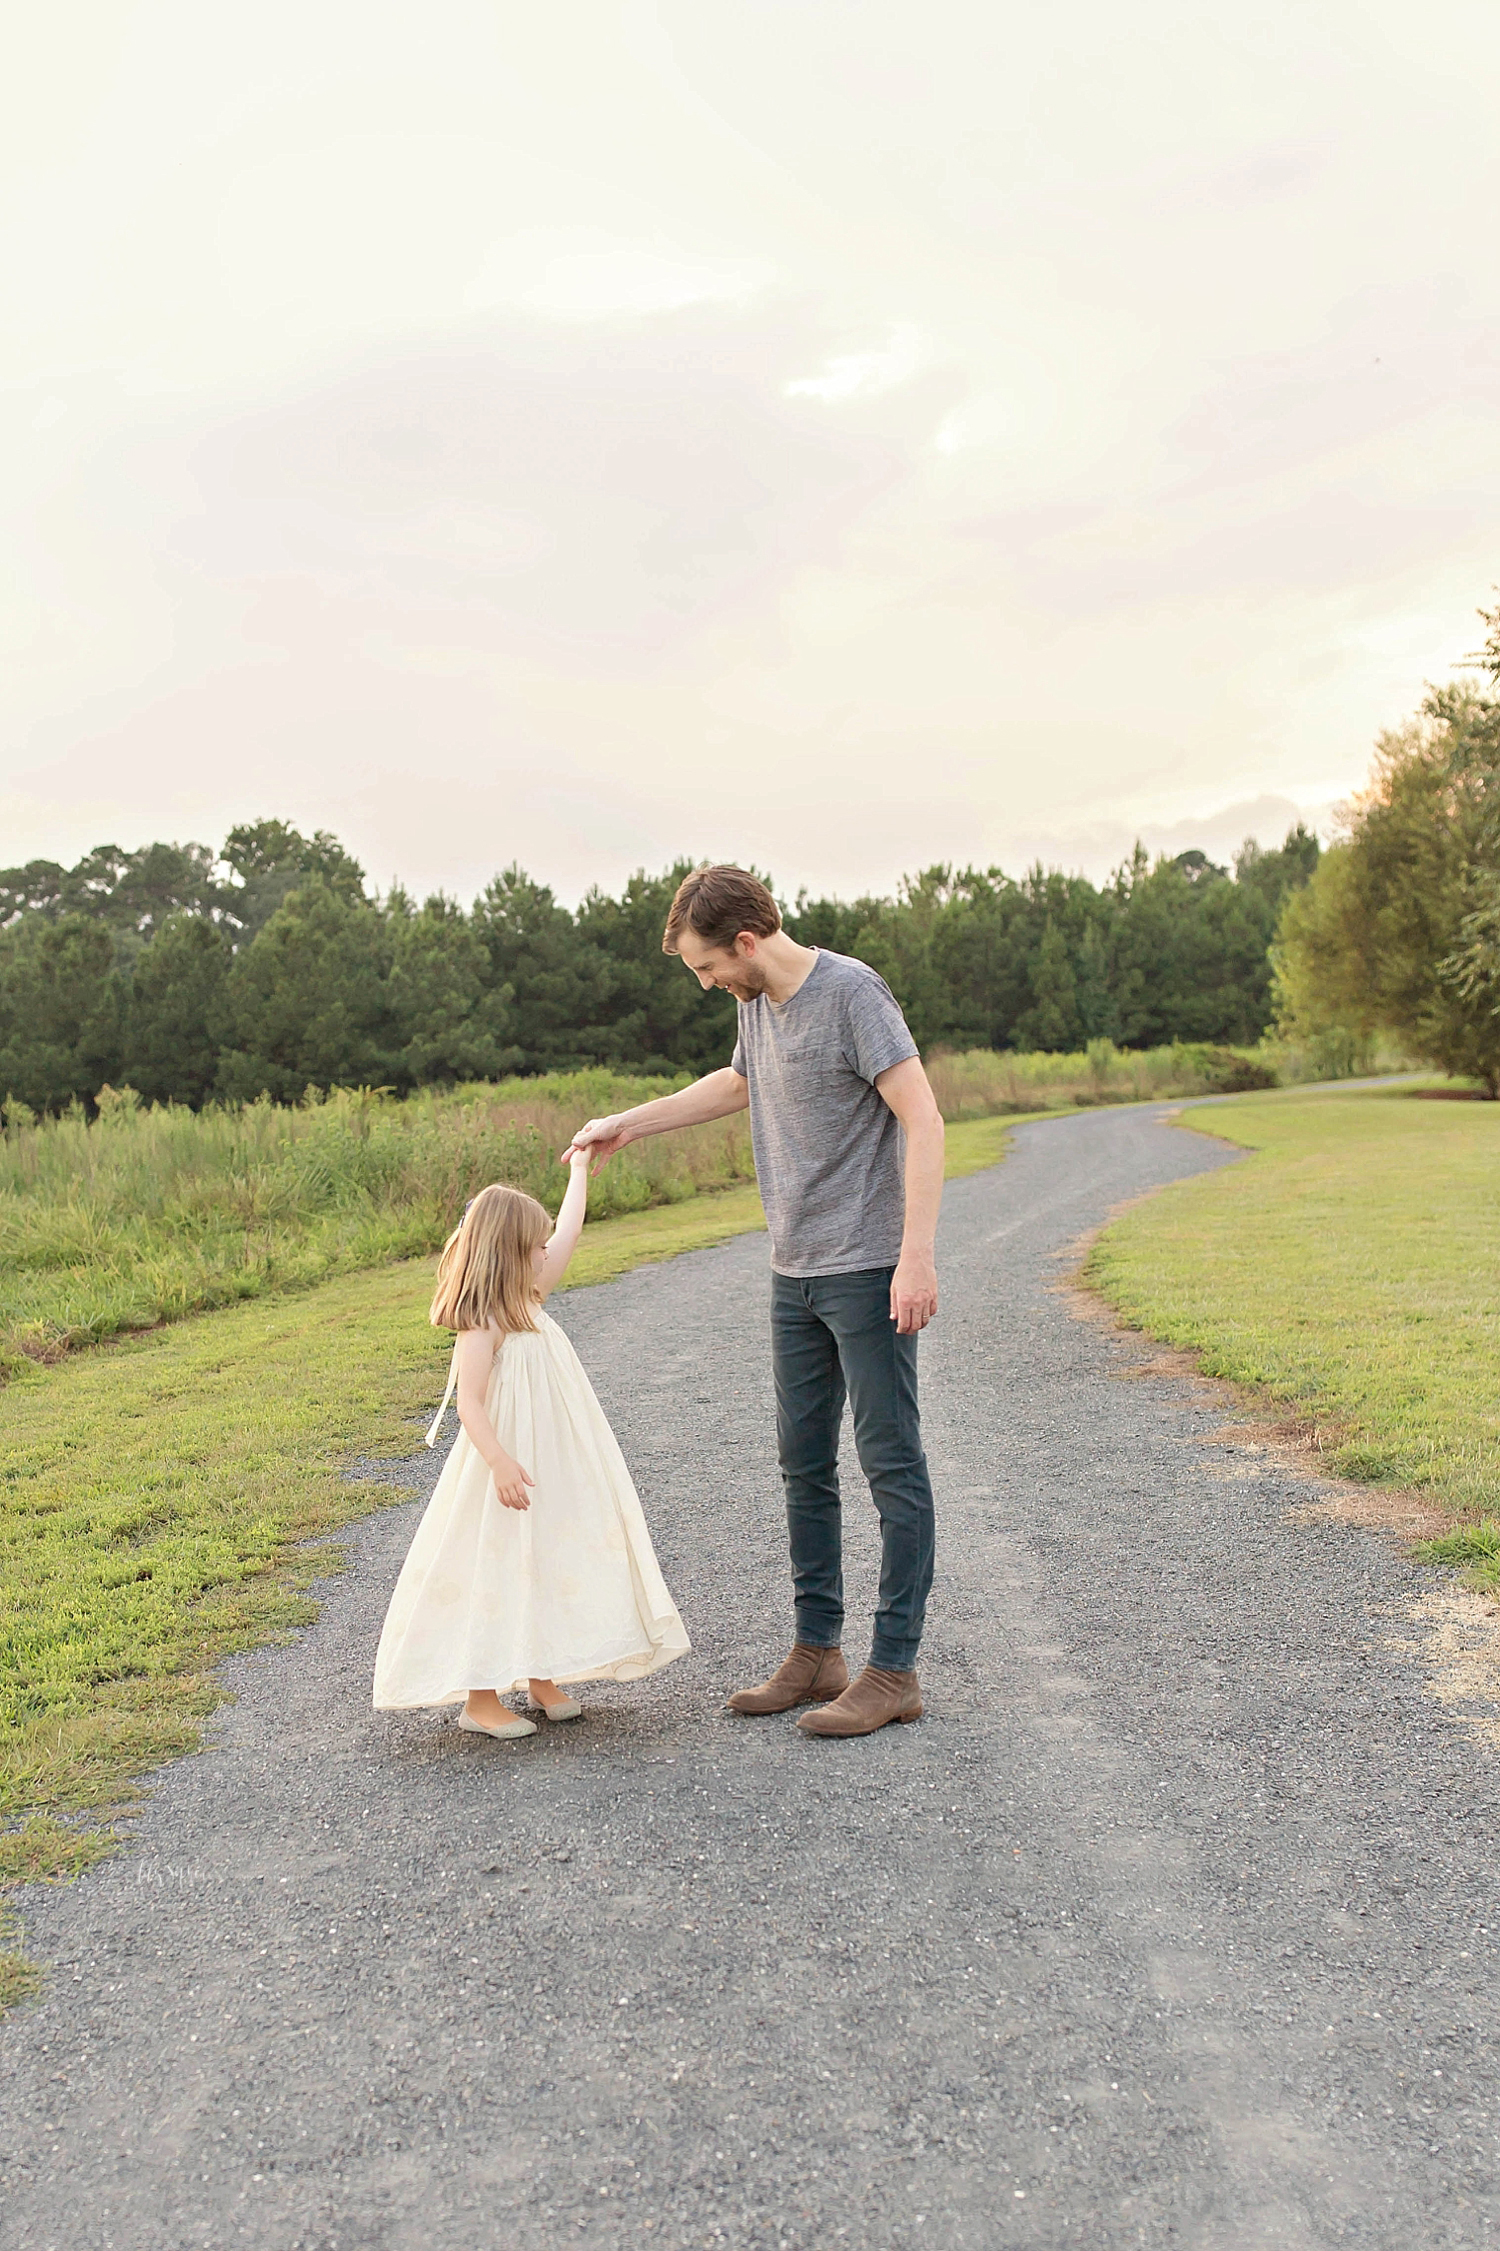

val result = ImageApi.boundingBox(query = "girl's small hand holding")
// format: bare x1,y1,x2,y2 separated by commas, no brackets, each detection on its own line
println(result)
567,1144,592,1171
561,1113,629,1173
489,1453,534,1511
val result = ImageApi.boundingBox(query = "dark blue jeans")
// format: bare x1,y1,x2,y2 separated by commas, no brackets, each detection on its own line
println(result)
770,1266,936,1672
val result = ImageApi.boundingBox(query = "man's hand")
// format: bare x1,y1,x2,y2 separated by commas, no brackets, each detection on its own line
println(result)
559,1071,748,1171
890,1251,938,1335
561,1113,632,1173
488,1453,535,1511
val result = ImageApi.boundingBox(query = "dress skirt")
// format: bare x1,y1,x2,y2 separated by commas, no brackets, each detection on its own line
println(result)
373,1312,689,1707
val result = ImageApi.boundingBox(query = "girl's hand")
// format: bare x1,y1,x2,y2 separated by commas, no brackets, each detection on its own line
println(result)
566,1144,592,1171
489,1455,534,1511
560,1114,630,1172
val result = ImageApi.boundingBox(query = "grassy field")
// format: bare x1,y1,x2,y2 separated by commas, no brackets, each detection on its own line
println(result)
1087,1087,1500,1552
0,1112,1016,1999
0,1047,1281,1380
0,1073,759,1377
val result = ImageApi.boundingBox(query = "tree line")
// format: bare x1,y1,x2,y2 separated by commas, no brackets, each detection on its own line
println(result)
0,812,1321,1116
1274,601,1500,1095
12,583,1494,1119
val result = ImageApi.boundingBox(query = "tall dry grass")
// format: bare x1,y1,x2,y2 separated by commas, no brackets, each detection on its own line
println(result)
924,1039,1277,1119
0,1043,1303,1375
0,1072,752,1372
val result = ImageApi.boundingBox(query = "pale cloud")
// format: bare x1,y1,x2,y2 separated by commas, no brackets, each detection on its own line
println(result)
164,307,909,664
1002,797,1330,884
932,397,1013,455
784,325,927,403
464,229,774,321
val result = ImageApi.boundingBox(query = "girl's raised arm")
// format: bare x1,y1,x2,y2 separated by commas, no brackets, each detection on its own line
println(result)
539,1146,591,1299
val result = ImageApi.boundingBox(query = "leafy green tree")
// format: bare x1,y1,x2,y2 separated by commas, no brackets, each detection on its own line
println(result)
784,889,871,957
60,840,222,941
789,839,1308,1055
1435,600,1500,1061
0,806,1329,1111
0,840,221,943
1442,873,1500,1044
387,893,521,1085
917,873,1033,1049
574,862,739,1074
1010,870,1109,1051
868,868,1019,1051
0,859,69,925
123,913,234,1106
1265,845,1386,1077
220,820,367,943
1235,824,1320,915
1109,840,1305,1047
1072,921,1114,1041
472,866,616,1073
1015,920,1082,1051
0,916,124,1111
217,882,397,1101
1275,686,1500,1093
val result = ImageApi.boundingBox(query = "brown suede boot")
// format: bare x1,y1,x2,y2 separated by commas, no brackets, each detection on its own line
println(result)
727,1643,849,1716
796,1664,922,1737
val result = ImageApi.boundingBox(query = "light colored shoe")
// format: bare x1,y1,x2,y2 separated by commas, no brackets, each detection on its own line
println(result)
458,1709,537,1741
528,1695,583,1723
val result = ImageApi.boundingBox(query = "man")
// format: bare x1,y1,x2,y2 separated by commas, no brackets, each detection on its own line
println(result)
563,865,943,1739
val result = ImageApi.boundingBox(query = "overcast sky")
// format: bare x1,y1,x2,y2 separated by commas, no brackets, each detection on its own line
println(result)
4,1,1498,905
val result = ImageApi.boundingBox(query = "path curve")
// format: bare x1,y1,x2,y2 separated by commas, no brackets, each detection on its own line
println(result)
3,1105,1496,2250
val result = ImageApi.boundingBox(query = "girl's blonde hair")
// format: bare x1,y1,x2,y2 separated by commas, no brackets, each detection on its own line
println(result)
430,1183,552,1335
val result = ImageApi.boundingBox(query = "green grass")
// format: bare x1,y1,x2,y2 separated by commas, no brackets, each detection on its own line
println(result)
0,1113,1014,1999
1414,1520,1500,1592
942,1112,1027,1176
0,1261,449,1825
1087,1086,1500,1526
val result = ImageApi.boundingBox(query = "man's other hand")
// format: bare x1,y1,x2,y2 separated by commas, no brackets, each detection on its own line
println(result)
890,1252,938,1334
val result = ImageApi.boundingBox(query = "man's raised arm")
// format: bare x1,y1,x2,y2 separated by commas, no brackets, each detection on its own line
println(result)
562,1067,750,1172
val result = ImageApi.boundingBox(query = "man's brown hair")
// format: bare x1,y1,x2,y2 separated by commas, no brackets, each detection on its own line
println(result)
662,865,781,956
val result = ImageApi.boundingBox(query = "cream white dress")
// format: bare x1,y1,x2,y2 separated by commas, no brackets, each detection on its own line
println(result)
373,1312,690,1707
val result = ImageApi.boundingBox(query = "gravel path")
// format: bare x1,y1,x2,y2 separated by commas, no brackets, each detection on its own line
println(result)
4,1105,1497,2250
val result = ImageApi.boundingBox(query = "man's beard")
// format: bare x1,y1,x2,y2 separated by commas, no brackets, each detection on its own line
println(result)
722,962,770,999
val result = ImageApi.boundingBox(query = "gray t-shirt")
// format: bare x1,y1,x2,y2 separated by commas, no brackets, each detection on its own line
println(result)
730,949,918,1276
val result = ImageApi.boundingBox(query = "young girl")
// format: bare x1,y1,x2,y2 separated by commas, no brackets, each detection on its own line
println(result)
373,1147,690,1737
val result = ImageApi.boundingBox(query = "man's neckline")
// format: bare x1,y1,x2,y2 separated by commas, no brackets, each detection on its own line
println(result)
765,945,822,1011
